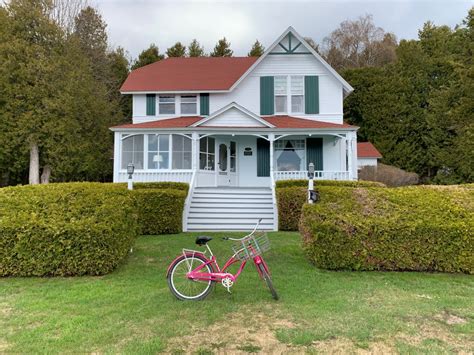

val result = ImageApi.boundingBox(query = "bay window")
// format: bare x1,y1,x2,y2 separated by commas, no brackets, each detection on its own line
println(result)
147,134,169,169
172,135,192,169
159,96,175,114
121,134,144,169
181,95,197,115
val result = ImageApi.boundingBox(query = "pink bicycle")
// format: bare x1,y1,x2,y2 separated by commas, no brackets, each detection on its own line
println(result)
166,219,278,301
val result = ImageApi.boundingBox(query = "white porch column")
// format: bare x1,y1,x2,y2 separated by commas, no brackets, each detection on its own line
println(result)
113,132,121,183
346,131,357,181
269,133,275,180
192,132,199,171
351,131,358,180
347,132,353,180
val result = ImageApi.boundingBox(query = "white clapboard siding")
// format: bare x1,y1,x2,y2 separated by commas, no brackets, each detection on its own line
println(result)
199,107,266,127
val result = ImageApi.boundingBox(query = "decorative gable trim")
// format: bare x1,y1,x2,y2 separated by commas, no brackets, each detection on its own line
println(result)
191,102,275,128
229,26,354,95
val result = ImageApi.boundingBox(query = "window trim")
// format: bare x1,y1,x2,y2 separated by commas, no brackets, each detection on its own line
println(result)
290,76,305,114
180,95,198,116
199,136,216,171
273,75,306,115
158,95,176,115
274,138,307,172
274,76,288,115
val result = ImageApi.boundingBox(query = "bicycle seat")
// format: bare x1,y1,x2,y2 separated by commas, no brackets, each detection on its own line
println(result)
195,235,213,246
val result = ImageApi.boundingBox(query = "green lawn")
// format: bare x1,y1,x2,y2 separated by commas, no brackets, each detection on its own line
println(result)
1,232,473,353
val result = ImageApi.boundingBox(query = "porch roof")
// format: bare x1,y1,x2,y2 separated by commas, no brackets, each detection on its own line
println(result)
111,116,357,131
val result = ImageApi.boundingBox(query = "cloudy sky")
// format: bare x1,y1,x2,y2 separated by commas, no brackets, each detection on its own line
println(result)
94,0,473,59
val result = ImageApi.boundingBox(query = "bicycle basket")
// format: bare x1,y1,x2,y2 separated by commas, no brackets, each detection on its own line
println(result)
231,232,270,261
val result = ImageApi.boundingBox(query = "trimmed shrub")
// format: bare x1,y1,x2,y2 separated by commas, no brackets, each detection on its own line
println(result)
0,183,140,276
275,179,385,188
300,185,474,273
134,188,187,235
276,187,307,231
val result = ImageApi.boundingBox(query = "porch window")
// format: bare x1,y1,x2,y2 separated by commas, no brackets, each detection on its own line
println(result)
274,76,287,114
121,134,144,169
180,95,197,115
199,137,215,171
172,135,192,169
147,134,169,169
274,139,305,171
291,76,304,113
158,96,175,115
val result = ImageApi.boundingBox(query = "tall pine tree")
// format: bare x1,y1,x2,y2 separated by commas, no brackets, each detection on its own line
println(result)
166,41,186,57
210,37,233,57
188,39,204,57
248,39,264,56
132,43,164,69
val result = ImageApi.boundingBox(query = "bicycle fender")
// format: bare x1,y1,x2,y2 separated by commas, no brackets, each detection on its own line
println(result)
166,252,212,277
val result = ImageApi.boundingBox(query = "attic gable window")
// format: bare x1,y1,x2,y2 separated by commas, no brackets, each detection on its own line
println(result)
181,95,197,115
159,95,175,114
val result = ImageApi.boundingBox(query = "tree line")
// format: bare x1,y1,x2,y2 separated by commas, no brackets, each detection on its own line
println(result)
0,1,472,185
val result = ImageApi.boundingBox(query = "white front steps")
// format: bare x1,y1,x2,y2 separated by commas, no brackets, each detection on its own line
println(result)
186,187,276,231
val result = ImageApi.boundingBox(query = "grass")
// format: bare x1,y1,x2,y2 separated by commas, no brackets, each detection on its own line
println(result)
1,232,473,353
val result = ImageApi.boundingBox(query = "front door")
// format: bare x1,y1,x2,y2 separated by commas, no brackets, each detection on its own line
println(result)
217,139,237,186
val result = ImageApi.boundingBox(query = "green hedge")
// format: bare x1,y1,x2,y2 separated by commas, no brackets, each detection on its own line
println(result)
135,189,187,235
0,183,140,276
299,186,474,273
275,179,385,188
276,187,307,231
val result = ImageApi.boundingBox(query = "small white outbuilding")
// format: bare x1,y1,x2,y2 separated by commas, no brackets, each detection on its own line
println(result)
357,142,382,168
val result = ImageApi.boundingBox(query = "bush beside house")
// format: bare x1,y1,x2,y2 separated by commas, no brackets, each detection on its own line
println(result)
276,180,385,231
300,185,474,274
0,182,188,276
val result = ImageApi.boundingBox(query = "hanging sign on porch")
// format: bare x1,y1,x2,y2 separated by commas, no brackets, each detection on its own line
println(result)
244,147,253,156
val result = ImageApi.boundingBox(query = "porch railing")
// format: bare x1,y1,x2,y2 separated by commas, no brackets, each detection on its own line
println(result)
117,170,194,183
273,171,351,181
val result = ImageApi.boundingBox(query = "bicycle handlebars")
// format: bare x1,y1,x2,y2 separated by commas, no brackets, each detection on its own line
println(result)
221,218,262,241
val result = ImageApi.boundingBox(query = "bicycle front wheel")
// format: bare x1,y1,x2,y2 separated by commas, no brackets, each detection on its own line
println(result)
167,254,214,301
257,263,279,300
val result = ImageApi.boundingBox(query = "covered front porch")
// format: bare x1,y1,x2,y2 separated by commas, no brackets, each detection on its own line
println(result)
112,130,358,188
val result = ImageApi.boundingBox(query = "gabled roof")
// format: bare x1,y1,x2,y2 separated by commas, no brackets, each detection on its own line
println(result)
120,57,258,93
111,115,357,131
357,142,382,158
192,102,274,128
229,26,354,95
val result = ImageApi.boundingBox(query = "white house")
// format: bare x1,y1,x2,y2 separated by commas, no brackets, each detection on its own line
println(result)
110,27,358,231
357,142,382,168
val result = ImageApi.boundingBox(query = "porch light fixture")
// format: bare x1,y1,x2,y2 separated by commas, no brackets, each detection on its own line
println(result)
127,163,135,190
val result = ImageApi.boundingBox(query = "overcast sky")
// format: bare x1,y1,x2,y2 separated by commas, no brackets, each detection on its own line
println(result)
94,0,473,59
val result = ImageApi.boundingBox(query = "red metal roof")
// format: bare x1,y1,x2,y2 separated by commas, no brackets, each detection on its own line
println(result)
357,142,382,158
263,116,356,129
112,116,356,130
120,57,258,92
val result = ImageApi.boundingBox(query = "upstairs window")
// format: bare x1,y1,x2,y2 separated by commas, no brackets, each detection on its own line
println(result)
291,76,304,113
159,96,175,115
181,95,197,115
274,76,287,114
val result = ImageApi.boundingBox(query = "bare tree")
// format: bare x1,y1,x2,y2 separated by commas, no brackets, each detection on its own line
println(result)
322,14,398,71
51,0,89,33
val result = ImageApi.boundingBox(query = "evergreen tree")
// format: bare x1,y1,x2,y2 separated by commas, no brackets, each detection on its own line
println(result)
210,37,233,57
188,38,204,57
248,39,264,56
166,41,186,57
132,43,164,70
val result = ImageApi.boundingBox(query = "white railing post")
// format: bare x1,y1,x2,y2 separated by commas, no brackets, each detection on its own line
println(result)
269,134,278,231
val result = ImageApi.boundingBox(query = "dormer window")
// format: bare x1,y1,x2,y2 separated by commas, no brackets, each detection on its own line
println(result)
159,95,175,114
181,95,197,115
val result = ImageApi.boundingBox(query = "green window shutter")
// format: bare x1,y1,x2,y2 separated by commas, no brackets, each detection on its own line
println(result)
200,93,209,116
257,138,270,177
304,76,319,114
146,94,156,116
306,138,323,171
260,76,274,115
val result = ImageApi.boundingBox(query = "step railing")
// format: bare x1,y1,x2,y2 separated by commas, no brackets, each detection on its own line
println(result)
270,172,278,231
274,170,351,181
182,170,197,232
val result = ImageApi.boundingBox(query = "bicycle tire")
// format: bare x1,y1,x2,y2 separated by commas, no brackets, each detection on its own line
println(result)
257,263,279,300
167,254,215,301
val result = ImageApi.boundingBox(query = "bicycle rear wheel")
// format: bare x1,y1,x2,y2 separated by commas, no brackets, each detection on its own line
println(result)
167,254,214,301
257,263,279,300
